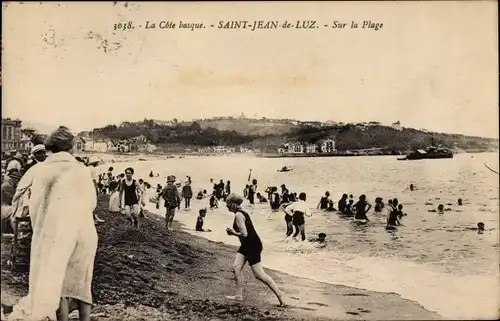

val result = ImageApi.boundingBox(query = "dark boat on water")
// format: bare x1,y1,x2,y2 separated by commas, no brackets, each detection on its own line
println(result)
398,138,454,160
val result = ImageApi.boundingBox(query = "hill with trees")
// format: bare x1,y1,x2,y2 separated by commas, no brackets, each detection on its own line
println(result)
83,118,498,153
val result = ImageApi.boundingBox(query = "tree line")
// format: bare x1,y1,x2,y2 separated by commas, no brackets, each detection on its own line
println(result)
87,119,497,152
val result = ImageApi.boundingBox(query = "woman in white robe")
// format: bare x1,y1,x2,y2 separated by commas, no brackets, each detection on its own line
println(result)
9,126,98,321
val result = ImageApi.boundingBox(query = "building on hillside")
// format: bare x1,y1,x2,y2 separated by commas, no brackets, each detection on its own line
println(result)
22,141,34,153
305,144,317,154
84,140,94,151
93,142,108,152
20,132,34,153
212,146,228,153
2,118,22,151
392,121,402,131
84,139,107,152
197,147,212,154
284,143,304,154
321,139,336,153
131,134,148,143
74,136,86,153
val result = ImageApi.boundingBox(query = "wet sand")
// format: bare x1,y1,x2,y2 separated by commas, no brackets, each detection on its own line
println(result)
1,195,440,320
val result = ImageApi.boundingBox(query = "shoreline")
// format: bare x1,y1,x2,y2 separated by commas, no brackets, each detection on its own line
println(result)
1,195,441,320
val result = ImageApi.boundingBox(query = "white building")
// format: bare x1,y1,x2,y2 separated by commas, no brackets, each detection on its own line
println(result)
392,121,402,131
22,140,34,152
146,143,157,153
306,144,317,154
85,140,107,152
212,146,227,153
321,139,336,153
284,143,304,154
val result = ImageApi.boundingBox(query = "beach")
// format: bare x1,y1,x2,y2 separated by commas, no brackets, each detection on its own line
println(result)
2,152,499,320
1,194,440,321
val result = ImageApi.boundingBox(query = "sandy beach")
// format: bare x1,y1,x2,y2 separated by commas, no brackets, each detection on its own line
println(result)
1,194,440,321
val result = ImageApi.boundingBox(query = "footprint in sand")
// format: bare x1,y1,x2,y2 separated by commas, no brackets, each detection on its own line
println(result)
346,311,360,315
307,302,329,307
290,297,300,300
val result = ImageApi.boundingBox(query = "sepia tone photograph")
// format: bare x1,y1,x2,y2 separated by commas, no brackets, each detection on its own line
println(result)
1,1,498,320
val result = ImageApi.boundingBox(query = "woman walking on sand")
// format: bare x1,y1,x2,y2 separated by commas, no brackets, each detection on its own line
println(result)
118,167,144,228
224,194,286,306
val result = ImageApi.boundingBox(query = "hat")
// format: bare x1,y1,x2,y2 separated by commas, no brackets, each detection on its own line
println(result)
8,171,23,180
88,156,99,164
167,175,176,183
31,144,46,154
225,193,244,206
14,152,23,159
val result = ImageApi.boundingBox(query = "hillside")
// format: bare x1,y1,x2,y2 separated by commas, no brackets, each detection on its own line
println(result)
172,117,297,136
84,118,498,153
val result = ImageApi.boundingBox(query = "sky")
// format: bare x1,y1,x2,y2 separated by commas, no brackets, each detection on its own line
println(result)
2,1,498,138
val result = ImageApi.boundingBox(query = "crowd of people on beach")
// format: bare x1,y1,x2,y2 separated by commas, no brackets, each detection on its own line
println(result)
0,125,491,321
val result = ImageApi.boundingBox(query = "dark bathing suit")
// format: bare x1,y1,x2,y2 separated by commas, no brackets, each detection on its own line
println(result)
233,209,263,266
319,197,329,210
292,211,305,225
123,179,139,206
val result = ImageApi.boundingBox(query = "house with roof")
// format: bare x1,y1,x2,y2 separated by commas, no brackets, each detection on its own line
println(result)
320,138,336,153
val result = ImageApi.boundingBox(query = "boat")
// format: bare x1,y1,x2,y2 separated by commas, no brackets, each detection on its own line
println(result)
398,138,453,160
277,166,293,172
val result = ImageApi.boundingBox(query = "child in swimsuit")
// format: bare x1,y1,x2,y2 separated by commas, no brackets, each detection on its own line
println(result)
195,208,211,232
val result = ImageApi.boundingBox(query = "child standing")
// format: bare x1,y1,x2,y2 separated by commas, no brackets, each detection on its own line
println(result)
108,181,120,213
209,190,219,209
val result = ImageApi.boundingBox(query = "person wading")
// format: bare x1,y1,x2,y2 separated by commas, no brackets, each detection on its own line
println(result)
162,175,180,230
181,178,193,210
224,193,286,306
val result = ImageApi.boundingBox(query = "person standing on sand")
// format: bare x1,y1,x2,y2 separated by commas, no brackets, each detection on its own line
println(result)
118,167,143,228
8,126,98,321
162,175,181,230
224,193,286,306
87,156,105,224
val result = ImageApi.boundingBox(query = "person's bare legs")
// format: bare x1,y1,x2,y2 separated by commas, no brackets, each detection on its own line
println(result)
250,262,286,306
132,204,140,228
168,209,175,230
165,208,171,229
77,300,91,321
124,206,134,227
57,297,70,321
226,253,246,301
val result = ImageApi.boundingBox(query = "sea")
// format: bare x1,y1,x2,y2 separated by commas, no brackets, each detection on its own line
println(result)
99,152,499,320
